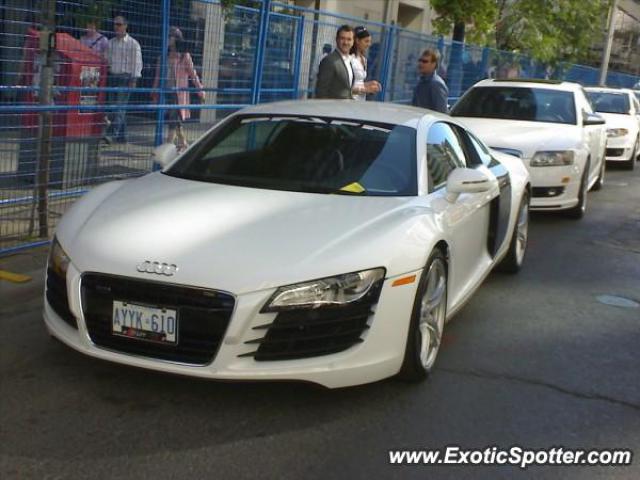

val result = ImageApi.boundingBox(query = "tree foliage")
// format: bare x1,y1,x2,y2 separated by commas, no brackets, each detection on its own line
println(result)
430,0,611,64
495,0,611,64
431,0,498,43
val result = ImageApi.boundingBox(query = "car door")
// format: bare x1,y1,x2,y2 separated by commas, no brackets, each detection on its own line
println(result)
632,96,640,132
456,127,514,258
578,88,605,180
424,122,497,305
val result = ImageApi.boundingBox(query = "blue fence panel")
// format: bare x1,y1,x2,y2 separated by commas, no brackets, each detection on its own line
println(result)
261,11,298,102
2,0,640,254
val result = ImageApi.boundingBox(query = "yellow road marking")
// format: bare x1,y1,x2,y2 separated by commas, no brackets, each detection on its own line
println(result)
0,270,32,283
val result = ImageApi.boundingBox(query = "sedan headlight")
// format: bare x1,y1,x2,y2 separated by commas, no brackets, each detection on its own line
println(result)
262,268,386,311
48,237,70,277
530,150,575,167
607,128,629,138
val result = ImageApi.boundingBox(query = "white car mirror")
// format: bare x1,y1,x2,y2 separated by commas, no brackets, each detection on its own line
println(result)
445,168,493,203
152,143,179,168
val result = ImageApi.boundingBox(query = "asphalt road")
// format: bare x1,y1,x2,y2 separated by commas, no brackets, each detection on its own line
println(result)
1,165,639,480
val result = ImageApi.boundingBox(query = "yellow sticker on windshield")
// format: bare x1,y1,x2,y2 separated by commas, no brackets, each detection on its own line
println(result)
339,182,365,193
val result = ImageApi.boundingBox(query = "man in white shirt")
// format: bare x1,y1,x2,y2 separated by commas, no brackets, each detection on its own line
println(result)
315,25,354,99
104,15,143,143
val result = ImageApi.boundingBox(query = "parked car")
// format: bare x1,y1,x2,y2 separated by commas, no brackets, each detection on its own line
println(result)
451,79,607,219
43,100,530,388
585,87,640,170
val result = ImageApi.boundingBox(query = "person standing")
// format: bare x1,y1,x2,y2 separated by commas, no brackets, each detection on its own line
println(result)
152,27,205,151
104,15,142,143
350,26,381,101
79,19,108,58
412,48,449,113
315,25,355,100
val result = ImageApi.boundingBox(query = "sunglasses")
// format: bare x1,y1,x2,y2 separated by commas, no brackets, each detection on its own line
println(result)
418,59,433,64
114,22,125,26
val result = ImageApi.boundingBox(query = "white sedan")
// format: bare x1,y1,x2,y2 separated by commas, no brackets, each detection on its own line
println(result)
44,100,530,388
585,87,640,170
451,79,607,219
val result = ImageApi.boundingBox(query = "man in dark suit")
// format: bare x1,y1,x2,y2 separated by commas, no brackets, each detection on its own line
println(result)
412,48,449,113
315,25,355,99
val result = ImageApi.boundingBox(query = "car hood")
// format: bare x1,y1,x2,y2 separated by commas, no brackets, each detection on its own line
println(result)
455,117,580,159
57,173,431,294
596,112,637,130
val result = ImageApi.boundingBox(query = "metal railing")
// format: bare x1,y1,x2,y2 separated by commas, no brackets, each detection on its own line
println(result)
1,0,639,254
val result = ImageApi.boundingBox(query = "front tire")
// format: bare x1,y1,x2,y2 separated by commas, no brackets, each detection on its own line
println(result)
397,250,448,382
496,191,529,273
624,136,637,170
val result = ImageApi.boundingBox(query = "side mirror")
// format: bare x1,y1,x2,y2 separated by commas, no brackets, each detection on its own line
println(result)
583,112,606,126
445,168,494,203
152,143,179,168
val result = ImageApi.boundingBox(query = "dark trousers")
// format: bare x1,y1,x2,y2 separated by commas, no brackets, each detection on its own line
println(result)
106,73,135,141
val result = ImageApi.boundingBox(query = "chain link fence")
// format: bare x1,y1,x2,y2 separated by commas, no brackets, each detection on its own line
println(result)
1,0,639,254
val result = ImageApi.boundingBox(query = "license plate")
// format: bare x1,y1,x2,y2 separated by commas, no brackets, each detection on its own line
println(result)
112,301,178,345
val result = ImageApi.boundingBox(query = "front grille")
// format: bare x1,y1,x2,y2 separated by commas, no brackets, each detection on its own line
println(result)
532,186,565,198
81,273,234,365
606,148,625,157
241,280,383,361
46,267,77,329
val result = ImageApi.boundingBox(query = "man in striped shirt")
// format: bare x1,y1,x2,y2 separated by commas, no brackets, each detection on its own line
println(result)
104,15,142,143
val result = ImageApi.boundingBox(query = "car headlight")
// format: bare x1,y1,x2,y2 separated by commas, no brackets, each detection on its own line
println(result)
48,237,70,277
530,151,575,167
607,128,629,138
262,268,386,312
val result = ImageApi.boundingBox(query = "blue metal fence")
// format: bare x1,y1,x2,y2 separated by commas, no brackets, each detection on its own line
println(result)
1,0,639,254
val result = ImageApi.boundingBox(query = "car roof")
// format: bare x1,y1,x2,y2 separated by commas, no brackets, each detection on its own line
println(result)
472,78,582,92
238,100,447,127
584,86,634,95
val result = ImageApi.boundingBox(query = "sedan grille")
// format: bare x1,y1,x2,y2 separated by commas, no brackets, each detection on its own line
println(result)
46,267,77,329
81,274,234,365
606,148,625,157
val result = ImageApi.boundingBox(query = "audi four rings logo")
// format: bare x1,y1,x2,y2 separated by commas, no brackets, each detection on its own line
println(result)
136,261,178,276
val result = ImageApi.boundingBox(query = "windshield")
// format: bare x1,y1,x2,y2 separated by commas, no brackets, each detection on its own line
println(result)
451,87,577,125
586,92,631,114
166,115,417,196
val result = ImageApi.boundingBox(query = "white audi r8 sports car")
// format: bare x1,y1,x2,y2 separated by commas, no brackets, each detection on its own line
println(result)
44,101,530,388
585,87,640,170
451,79,607,219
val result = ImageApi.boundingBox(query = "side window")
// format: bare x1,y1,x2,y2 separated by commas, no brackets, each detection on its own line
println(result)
426,122,466,191
451,124,494,167
466,132,494,166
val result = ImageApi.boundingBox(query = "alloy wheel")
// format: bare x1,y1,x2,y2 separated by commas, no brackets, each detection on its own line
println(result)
418,259,447,370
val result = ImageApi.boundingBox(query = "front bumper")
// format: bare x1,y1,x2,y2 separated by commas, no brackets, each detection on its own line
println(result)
525,161,582,211
43,262,419,388
605,136,636,162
